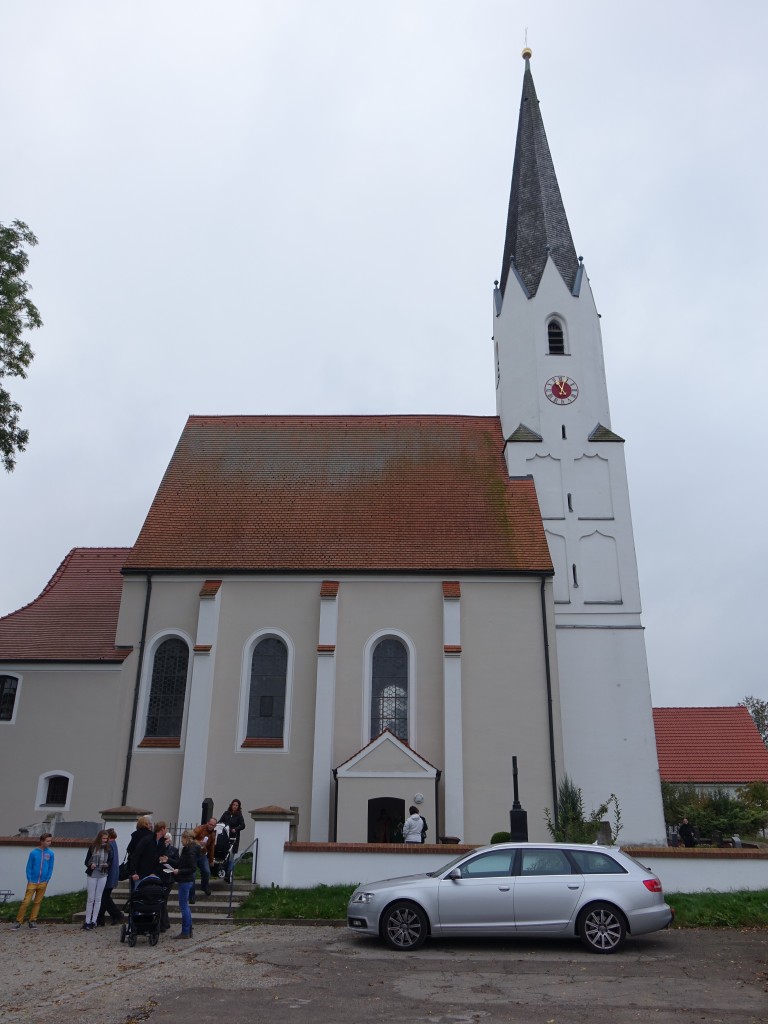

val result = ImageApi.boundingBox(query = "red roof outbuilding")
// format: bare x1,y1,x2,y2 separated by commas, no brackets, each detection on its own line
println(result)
653,706,768,784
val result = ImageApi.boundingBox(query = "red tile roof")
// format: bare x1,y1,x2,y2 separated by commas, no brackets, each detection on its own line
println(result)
0,548,132,663
653,707,768,783
124,415,552,575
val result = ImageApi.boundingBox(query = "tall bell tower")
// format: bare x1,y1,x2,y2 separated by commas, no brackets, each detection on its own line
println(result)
494,49,666,843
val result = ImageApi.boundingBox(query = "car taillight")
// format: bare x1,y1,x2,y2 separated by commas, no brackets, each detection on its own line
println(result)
643,878,662,893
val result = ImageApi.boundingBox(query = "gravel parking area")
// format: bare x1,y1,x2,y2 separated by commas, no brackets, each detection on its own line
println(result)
3,921,767,1024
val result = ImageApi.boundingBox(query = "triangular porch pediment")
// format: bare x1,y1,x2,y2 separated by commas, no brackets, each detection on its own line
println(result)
336,730,438,778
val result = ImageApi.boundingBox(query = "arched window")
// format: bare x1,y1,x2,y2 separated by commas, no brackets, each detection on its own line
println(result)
244,636,287,747
45,775,69,806
36,770,73,811
144,637,190,740
0,674,20,722
548,319,565,355
371,637,408,742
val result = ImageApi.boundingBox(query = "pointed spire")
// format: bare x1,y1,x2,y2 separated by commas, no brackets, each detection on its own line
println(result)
499,50,579,298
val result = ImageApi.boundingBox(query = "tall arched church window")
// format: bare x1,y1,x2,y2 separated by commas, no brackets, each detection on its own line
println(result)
371,637,408,741
548,319,565,355
0,674,19,722
144,637,190,739
246,636,287,746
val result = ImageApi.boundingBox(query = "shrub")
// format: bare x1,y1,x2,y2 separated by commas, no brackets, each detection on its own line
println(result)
490,831,511,844
544,775,623,844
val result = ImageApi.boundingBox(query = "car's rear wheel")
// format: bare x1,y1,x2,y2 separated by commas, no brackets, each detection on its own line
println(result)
381,900,428,951
578,902,626,954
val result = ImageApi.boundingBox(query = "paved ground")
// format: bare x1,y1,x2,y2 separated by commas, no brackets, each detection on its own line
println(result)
2,922,767,1024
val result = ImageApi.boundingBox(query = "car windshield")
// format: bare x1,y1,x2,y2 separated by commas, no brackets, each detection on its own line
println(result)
426,850,476,877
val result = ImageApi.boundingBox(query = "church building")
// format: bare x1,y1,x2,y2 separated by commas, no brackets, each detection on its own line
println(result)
0,52,667,846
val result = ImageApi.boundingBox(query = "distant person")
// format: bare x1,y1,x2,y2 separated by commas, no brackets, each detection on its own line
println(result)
172,829,200,939
96,828,124,927
83,830,113,930
402,806,424,844
125,815,152,868
129,821,173,930
191,818,217,900
220,799,246,883
13,833,54,929
678,818,697,848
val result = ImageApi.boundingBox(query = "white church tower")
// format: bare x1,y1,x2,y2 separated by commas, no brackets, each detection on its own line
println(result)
494,49,666,843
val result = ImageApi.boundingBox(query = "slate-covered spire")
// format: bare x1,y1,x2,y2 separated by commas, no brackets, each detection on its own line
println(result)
499,49,579,298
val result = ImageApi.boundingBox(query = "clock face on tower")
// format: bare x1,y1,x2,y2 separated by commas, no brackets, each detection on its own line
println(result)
544,375,579,405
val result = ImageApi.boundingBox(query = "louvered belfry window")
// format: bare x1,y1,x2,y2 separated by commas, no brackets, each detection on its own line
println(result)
371,637,408,741
247,637,287,740
548,319,565,354
145,637,190,737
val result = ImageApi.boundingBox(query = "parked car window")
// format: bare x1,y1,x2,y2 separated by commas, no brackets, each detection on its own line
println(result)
568,850,627,874
519,849,573,876
457,851,514,878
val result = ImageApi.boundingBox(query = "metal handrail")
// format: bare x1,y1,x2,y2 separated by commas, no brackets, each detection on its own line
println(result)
226,836,259,917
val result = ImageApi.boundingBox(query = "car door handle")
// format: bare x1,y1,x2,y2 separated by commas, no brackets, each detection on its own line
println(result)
567,884,579,890
498,886,510,892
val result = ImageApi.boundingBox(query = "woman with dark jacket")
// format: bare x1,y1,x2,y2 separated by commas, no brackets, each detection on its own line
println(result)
220,799,246,882
125,815,152,863
96,828,124,926
172,830,200,939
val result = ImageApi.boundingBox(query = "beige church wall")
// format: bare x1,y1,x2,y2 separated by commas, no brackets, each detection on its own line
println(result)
198,579,320,837
0,665,127,831
336,777,435,843
332,578,445,765
458,578,563,844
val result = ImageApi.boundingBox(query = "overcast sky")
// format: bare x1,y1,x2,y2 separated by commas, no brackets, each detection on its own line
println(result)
1,1,766,710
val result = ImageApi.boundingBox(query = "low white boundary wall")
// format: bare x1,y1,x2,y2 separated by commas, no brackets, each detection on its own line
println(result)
0,840,89,900
255,839,768,895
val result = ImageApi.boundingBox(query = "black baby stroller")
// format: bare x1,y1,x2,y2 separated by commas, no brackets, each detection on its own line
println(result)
212,823,236,881
120,874,168,947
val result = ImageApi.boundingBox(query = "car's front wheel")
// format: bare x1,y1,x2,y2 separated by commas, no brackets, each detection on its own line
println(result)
381,900,428,951
577,902,626,953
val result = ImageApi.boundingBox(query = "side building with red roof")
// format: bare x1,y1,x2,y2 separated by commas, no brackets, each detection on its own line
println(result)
653,707,768,796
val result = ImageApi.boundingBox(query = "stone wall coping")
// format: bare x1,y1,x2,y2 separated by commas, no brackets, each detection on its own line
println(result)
0,837,92,848
624,845,768,860
285,842,477,854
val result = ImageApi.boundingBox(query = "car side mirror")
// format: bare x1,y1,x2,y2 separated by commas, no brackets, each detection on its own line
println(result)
447,868,462,881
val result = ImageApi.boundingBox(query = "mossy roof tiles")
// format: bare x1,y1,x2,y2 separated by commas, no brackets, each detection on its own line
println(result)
124,414,552,575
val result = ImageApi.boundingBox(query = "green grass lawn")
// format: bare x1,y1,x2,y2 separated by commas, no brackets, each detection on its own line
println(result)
0,890,86,922
234,883,356,920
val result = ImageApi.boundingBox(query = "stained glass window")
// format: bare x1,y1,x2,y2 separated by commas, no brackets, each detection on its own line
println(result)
371,638,408,741
145,637,189,738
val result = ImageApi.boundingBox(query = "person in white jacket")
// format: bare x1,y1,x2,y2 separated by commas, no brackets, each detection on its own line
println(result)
402,806,424,843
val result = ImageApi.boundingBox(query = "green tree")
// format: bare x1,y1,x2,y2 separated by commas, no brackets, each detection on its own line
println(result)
740,695,768,747
0,220,42,472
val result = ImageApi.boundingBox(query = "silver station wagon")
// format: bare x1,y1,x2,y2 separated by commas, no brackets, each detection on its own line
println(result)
347,843,673,954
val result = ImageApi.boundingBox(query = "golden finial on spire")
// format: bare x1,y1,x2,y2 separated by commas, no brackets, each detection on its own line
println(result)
522,47,532,61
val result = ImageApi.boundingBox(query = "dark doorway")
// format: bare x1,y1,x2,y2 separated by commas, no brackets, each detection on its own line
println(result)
368,796,404,843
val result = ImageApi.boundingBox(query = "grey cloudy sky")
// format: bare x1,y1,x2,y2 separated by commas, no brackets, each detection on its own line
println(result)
1,1,766,709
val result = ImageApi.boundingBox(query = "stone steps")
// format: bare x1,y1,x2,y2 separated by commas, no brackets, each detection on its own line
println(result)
75,879,255,925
